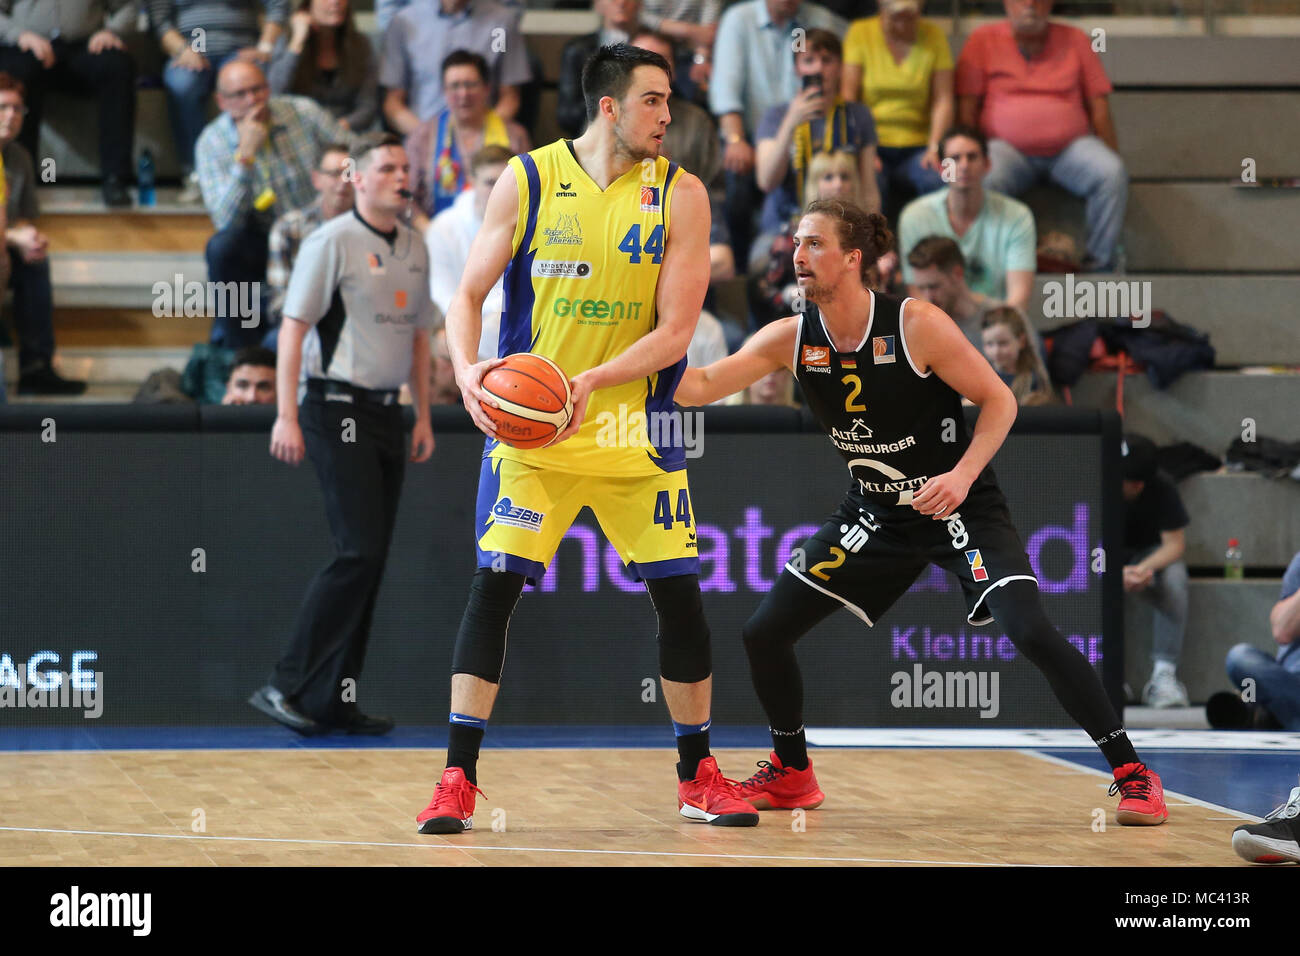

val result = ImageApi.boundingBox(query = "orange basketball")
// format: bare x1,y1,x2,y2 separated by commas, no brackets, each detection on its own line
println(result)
480,353,573,449
873,337,887,357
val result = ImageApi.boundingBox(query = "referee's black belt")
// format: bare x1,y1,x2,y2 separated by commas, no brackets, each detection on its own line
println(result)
306,378,400,406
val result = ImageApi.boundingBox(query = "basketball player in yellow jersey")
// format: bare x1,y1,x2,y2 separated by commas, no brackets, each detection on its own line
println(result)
415,44,759,833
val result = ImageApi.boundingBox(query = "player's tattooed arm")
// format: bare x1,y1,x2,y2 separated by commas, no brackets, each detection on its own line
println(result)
904,298,1017,518
676,315,797,406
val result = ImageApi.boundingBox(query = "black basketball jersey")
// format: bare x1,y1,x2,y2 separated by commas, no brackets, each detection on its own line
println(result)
794,291,995,506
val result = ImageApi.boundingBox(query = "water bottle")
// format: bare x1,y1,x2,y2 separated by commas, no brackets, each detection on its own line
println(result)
137,149,155,207
1225,538,1244,579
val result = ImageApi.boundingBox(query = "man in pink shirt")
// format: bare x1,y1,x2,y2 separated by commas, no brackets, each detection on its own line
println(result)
955,0,1126,271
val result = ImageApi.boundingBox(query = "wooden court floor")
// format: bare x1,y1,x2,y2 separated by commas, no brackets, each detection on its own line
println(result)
0,748,1252,866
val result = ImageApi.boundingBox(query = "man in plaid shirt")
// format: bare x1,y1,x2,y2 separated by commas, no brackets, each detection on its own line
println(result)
262,142,354,347
196,60,347,349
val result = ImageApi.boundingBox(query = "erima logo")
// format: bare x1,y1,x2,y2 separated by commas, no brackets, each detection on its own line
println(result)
555,180,577,197
965,548,989,582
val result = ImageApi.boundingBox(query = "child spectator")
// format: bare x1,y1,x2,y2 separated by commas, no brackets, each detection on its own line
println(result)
980,306,1053,406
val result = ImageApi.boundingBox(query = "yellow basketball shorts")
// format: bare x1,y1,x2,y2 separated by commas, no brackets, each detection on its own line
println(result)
474,454,701,584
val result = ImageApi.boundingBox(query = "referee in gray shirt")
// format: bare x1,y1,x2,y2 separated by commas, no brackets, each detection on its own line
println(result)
252,132,435,736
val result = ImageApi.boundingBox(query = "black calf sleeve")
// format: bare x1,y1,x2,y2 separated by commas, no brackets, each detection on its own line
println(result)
741,572,840,731
982,580,1123,741
645,574,712,684
450,568,526,683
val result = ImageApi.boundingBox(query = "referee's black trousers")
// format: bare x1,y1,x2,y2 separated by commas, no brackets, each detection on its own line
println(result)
273,396,406,723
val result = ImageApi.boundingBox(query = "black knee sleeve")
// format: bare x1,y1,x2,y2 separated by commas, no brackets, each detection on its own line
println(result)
645,574,712,684
450,568,526,683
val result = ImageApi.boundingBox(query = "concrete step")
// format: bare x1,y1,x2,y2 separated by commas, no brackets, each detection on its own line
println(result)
1029,274,1300,367
3,347,191,388
1024,181,1300,272
1068,369,1300,448
1112,92,1300,179
1179,472,1300,569
1124,578,1283,704
48,252,208,310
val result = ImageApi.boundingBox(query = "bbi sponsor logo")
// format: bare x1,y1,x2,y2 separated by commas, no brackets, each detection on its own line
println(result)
491,497,545,532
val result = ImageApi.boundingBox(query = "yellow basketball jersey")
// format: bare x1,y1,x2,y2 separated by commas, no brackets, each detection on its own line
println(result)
491,139,687,477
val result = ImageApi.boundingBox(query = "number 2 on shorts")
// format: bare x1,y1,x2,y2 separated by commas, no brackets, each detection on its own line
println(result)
810,546,846,581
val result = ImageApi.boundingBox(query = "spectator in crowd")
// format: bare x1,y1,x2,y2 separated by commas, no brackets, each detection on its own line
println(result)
755,28,879,262
0,0,137,206
898,124,1034,310
151,1,289,204
641,0,721,104
841,0,950,220
429,328,461,404
196,60,345,349
956,0,1126,271
1121,432,1190,709
221,345,277,404
264,141,353,340
268,0,378,132
0,72,85,395
710,0,846,269
628,29,733,284
380,0,531,136
1218,550,1300,731
727,361,798,407
980,306,1052,406
426,143,511,360
906,235,1018,349
751,149,862,328
378,0,524,36
557,0,647,139
406,50,528,231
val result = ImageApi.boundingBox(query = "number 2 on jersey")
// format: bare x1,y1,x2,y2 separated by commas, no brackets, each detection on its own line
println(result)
653,489,692,529
842,374,866,413
618,224,665,264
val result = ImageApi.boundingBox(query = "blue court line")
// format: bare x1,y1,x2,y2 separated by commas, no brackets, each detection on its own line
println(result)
0,724,774,753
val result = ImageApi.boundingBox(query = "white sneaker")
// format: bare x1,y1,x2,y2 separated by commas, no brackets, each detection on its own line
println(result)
178,172,203,204
1142,669,1189,708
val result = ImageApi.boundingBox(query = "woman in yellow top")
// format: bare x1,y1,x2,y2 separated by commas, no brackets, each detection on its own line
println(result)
841,0,953,218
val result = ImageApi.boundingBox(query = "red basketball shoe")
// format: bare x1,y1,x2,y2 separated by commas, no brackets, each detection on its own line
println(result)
736,753,825,810
678,756,760,826
1109,762,1168,826
416,767,484,834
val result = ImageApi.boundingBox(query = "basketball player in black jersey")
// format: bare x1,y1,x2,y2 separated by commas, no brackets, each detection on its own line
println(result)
675,199,1168,825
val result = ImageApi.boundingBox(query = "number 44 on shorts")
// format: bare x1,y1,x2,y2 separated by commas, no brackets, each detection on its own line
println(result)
653,489,692,529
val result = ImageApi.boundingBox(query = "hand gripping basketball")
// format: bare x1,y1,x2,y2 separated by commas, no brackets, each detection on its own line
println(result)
478,353,574,449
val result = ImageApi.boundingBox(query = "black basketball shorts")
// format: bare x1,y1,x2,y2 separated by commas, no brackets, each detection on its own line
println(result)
783,485,1038,627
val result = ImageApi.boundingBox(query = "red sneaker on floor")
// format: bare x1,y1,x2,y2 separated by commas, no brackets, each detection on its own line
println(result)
678,756,760,827
1109,762,1168,826
416,767,485,834
736,753,825,810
